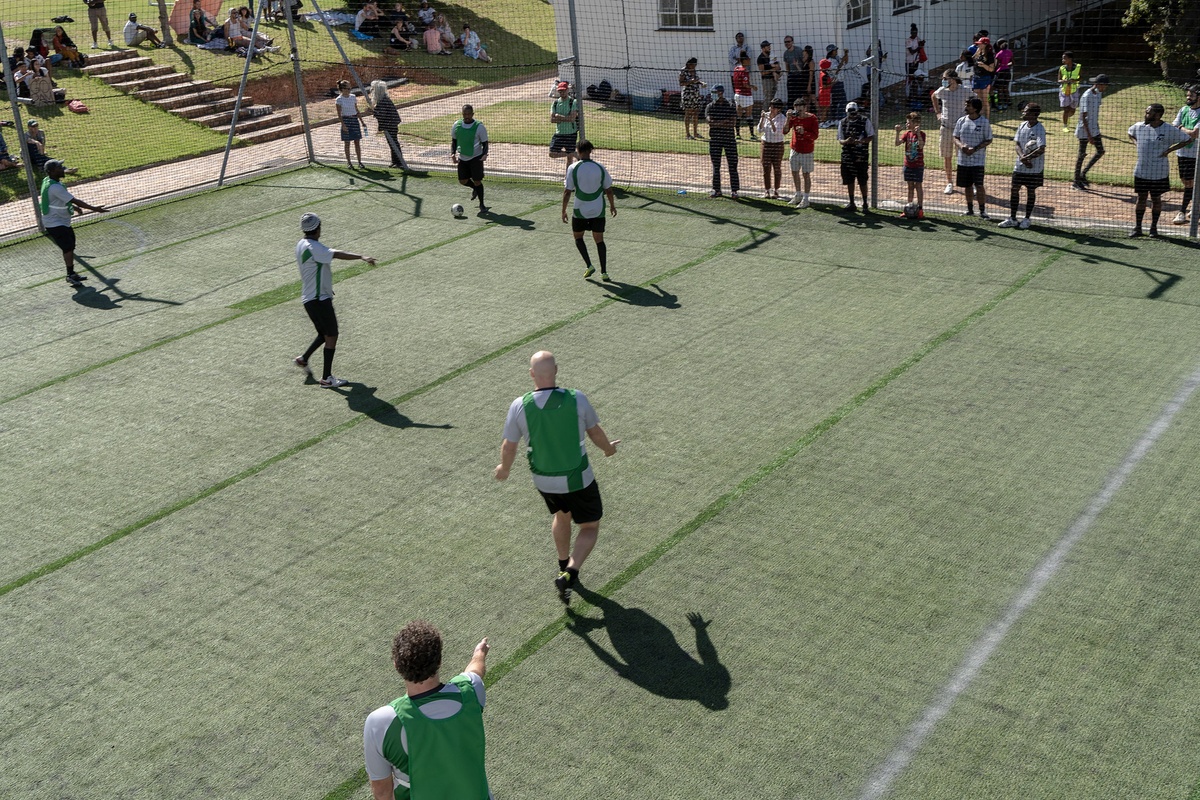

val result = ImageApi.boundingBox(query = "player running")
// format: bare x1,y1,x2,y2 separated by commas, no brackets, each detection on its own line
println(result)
561,139,617,280
452,105,489,213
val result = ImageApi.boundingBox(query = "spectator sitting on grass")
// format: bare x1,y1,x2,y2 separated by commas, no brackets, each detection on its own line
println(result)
417,0,435,26
25,119,49,171
433,13,455,49
0,120,19,170
386,18,419,51
461,24,490,62
423,22,447,55
124,13,165,48
29,29,60,68
389,2,410,23
189,0,219,44
52,26,86,67
355,2,384,36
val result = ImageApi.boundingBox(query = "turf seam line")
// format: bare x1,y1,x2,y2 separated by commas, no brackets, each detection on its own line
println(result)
858,352,1200,800
0,202,556,408
0,219,779,599
317,242,1072,800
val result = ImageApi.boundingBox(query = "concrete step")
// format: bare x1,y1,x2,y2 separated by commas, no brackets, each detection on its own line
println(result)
172,96,249,119
236,118,305,145
79,49,140,67
216,111,294,136
136,79,216,102
110,72,192,93
151,87,235,111
193,105,275,127
99,63,176,83
82,55,154,76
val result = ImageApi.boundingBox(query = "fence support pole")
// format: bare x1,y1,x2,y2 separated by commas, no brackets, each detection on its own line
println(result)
218,0,270,186
566,0,585,140
282,0,315,162
869,4,880,209
0,20,45,231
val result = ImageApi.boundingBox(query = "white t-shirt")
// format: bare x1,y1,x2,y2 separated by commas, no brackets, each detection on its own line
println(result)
296,237,335,302
123,20,141,45
335,94,358,118
417,5,435,25
1128,121,1192,181
564,160,612,219
757,111,787,143
1013,121,1046,173
503,388,599,494
1075,87,1103,139
953,114,992,166
933,84,971,128
40,179,75,228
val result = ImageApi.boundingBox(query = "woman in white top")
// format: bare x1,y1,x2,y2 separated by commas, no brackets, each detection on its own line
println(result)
433,13,455,50
336,80,367,169
757,98,788,199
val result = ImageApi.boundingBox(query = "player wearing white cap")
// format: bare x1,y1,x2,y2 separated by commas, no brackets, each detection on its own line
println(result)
293,212,375,388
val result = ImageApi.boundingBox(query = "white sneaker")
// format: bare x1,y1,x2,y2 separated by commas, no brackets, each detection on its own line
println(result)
998,217,1018,228
107,40,114,48
788,191,802,206
1018,218,1031,230
943,183,954,195
763,191,774,199
1173,211,1189,225
90,42,99,49
798,195,810,209
319,375,348,388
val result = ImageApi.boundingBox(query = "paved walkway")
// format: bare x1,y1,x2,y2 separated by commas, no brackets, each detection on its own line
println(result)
2,74,1194,239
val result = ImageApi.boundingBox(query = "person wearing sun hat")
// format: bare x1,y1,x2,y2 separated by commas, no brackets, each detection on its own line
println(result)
1073,73,1110,189
549,81,579,168
292,212,375,388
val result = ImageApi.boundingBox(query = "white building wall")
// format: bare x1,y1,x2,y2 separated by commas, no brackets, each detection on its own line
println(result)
549,0,1080,106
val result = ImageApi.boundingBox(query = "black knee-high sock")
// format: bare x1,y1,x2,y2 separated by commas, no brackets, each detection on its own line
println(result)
1025,188,1036,218
1184,187,1193,212
1009,186,1020,218
596,241,607,271
575,237,591,266
566,566,579,585
476,182,485,206
558,558,569,571
303,335,323,361
322,347,335,379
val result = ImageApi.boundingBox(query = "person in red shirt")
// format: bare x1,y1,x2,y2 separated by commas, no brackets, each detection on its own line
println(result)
817,58,833,125
893,111,926,218
784,96,820,206
732,53,755,139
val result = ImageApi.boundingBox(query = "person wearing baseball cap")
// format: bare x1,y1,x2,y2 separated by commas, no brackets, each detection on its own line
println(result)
549,81,579,168
40,159,108,287
837,101,875,211
292,212,375,388
758,40,781,108
1073,74,1109,189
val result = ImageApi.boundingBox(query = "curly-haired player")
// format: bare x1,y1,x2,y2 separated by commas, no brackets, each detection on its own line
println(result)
363,621,492,799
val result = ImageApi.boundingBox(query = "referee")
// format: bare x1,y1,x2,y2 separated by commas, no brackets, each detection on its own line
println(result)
561,140,617,280
293,212,375,388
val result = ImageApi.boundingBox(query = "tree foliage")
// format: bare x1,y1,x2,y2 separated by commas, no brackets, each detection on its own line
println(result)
1124,0,1200,79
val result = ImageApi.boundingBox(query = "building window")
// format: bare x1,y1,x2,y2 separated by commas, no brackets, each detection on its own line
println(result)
893,0,919,13
659,0,714,30
847,0,871,29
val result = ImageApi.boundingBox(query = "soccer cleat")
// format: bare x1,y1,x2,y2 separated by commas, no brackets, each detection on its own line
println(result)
844,203,857,212
1173,211,1189,225
979,210,991,221
583,265,595,278
1148,227,1160,238
963,209,975,216
293,356,312,377
66,272,87,286
1129,228,1144,238
730,191,740,199
708,190,723,199
602,272,613,281
554,571,572,604
319,375,348,388
1063,126,1071,133
943,183,954,195
998,217,1018,228
1018,218,1031,230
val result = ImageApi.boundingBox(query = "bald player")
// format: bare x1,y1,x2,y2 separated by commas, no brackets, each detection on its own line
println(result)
495,351,618,604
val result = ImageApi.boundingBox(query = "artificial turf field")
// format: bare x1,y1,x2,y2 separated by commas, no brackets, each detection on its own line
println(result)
3,166,1200,799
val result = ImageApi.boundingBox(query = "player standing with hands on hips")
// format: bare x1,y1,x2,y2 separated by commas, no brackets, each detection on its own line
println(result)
293,212,375,388
452,104,489,213
562,139,617,280
495,351,618,605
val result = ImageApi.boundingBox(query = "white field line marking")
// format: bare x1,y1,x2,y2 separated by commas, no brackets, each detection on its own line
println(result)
858,364,1200,800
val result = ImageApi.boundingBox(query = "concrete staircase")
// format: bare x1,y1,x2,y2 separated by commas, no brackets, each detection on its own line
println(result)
82,49,305,144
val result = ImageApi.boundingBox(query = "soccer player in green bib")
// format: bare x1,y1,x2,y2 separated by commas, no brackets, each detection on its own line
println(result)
452,104,489,213
561,139,617,280
363,621,491,800
495,350,619,604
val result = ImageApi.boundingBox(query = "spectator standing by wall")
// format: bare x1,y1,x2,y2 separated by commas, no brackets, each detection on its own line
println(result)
972,37,996,118
784,96,818,207
732,54,755,140
705,85,740,199
728,32,746,75
953,96,993,218
1171,85,1200,224
679,58,705,140
758,98,787,199
905,24,922,109
826,45,848,125
758,41,781,104
1058,51,1082,132
816,58,833,125
1073,75,1108,190
932,71,970,195
837,101,874,212
1128,104,1194,238
781,36,800,105
999,103,1047,230
994,39,1013,110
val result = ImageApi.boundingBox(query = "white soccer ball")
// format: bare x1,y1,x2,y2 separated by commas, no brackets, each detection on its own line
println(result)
451,203,465,218
903,202,920,219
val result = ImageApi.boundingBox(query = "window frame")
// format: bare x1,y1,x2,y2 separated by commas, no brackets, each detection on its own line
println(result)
657,0,715,32
846,0,871,29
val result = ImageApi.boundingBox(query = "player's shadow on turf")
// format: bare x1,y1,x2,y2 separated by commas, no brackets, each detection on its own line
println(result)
69,263,182,310
478,210,535,230
593,280,681,309
568,585,731,710
331,383,454,430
